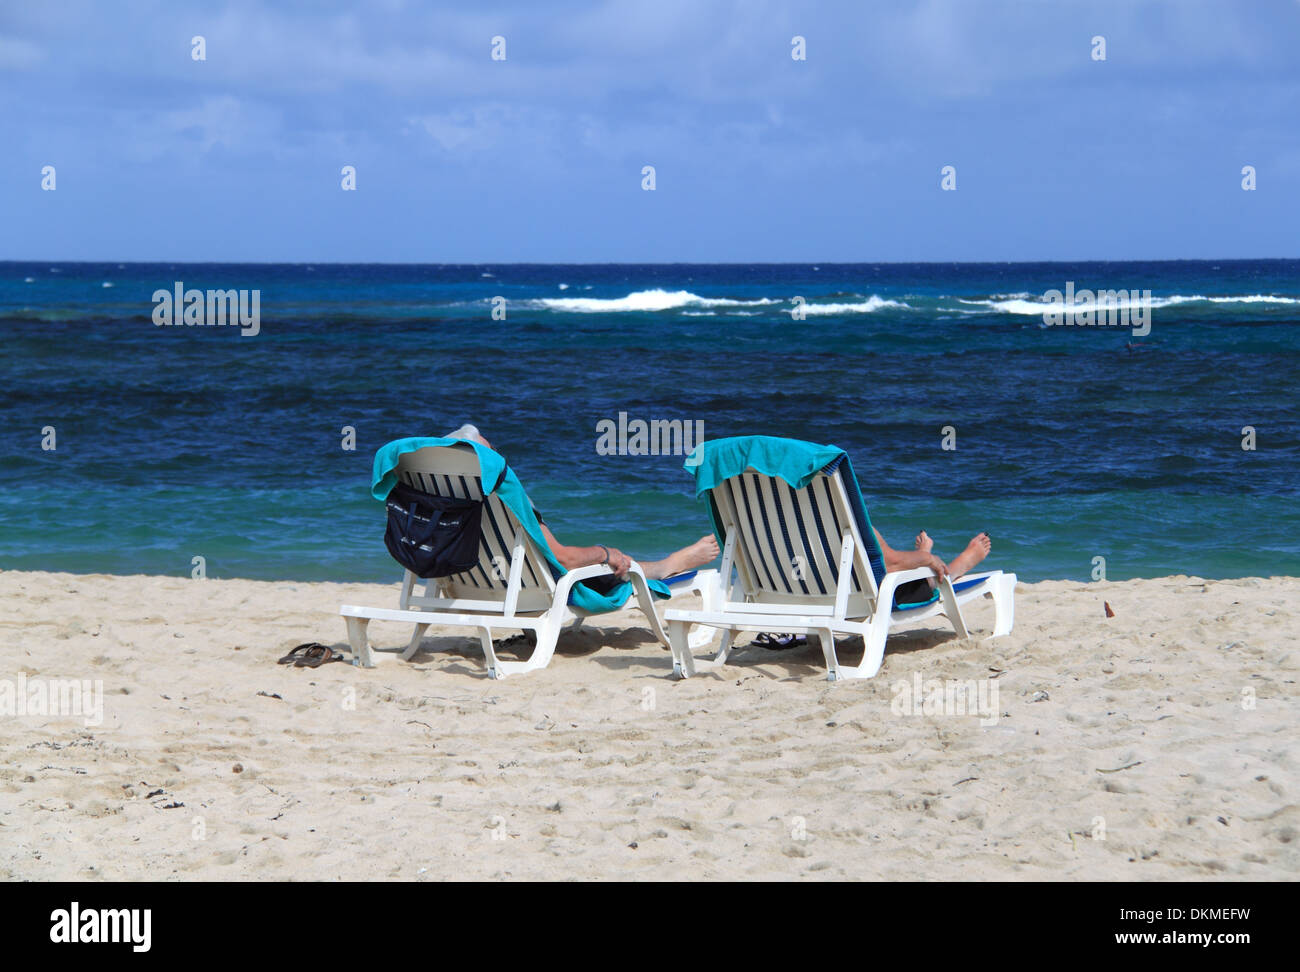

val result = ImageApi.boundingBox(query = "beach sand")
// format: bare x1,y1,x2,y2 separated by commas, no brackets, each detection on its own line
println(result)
2,570,1296,881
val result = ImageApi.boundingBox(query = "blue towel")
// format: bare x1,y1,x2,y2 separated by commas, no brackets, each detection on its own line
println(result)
372,436,670,613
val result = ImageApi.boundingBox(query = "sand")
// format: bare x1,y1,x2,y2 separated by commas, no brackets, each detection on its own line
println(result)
1,570,1296,880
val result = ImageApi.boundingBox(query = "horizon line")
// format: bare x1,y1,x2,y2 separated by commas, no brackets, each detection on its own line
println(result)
3,256,1298,267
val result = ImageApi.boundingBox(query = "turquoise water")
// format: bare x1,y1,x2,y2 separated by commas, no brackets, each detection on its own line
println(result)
1,260,1297,582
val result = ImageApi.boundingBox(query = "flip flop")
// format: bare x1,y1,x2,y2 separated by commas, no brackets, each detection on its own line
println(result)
294,644,344,668
277,643,326,665
753,632,807,651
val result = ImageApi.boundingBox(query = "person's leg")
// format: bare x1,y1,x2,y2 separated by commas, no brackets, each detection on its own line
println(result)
909,529,991,585
917,529,991,580
637,535,720,580
902,530,938,595
946,532,991,580
888,531,940,603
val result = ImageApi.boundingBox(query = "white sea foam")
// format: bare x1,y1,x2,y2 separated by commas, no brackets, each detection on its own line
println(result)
798,296,909,315
957,292,1033,303
531,289,780,312
961,298,1075,315
962,293,1299,314
1205,294,1300,304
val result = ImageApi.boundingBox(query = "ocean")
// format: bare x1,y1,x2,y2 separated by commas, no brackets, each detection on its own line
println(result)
2,260,1297,583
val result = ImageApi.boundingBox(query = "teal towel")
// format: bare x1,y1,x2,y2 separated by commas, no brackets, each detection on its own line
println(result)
687,434,845,499
372,436,670,613
682,435,941,610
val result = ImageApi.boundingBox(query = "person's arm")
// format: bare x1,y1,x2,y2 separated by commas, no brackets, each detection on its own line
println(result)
872,527,947,577
539,523,632,577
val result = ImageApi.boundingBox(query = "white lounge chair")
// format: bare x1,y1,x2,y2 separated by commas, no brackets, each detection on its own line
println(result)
664,448,1016,681
340,441,719,679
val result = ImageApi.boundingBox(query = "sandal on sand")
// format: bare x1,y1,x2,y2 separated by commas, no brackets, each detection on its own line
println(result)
753,632,807,651
295,644,344,668
497,632,540,652
277,643,326,665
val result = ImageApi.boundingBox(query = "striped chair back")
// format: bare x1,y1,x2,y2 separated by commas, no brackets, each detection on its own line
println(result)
709,461,885,615
393,444,557,613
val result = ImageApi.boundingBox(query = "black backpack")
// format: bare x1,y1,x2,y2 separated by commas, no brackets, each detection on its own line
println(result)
383,471,504,578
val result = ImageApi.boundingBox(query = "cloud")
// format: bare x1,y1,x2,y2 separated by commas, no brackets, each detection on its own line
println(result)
406,106,517,154
0,35,44,70
132,95,284,158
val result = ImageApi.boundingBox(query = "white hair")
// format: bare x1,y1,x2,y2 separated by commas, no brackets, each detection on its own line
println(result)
446,423,489,446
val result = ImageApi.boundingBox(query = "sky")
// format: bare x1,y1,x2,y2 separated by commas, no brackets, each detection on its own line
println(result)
2,0,1298,263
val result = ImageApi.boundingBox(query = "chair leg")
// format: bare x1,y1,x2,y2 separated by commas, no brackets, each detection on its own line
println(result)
345,616,373,668
668,618,694,678
527,616,563,672
402,622,430,661
859,615,890,679
713,628,735,665
491,617,563,679
478,625,501,678
688,570,722,650
989,572,1016,637
627,568,671,648
938,579,971,639
816,627,843,681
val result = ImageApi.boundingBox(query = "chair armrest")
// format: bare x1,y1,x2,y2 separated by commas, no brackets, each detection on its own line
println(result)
882,566,940,585
876,565,943,612
544,563,617,612
565,563,618,583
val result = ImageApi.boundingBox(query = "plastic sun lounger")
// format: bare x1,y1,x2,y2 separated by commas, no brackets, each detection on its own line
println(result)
339,442,720,679
663,450,1016,681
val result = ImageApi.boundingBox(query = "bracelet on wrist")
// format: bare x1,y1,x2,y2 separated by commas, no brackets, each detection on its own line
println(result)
596,544,610,565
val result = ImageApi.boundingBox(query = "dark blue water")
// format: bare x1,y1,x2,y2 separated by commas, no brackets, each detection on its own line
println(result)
2,260,1297,582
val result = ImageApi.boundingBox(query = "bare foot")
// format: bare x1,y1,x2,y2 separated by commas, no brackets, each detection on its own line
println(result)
680,534,720,569
642,534,721,579
914,530,933,554
947,533,991,580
